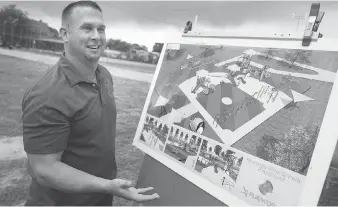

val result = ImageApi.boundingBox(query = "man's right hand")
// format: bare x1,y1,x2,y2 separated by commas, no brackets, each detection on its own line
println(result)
106,179,160,203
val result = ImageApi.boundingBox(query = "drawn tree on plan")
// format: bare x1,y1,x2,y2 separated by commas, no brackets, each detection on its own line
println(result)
280,49,312,69
262,48,278,59
237,157,243,166
199,46,216,58
169,127,174,135
184,134,188,143
197,137,202,147
222,150,236,172
149,118,154,126
180,132,184,140
214,145,222,157
220,151,225,159
208,146,214,161
190,135,196,145
166,48,186,61
158,123,163,131
256,123,320,175
201,140,208,151
175,129,179,139
162,125,168,134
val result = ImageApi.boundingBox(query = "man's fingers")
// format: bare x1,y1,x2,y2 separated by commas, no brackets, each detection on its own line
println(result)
135,193,160,202
137,187,154,194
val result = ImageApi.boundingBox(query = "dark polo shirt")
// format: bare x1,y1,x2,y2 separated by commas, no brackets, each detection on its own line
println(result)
22,53,117,206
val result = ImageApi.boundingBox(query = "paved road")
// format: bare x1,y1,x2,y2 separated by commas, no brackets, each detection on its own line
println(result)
0,48,154,83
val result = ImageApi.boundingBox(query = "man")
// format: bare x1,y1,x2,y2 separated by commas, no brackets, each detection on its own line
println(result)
22,1,159,205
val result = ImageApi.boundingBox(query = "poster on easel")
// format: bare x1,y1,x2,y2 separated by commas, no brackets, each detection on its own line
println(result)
133,37,338,206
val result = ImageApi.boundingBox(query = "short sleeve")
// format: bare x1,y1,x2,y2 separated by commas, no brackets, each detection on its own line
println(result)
22,102,70,154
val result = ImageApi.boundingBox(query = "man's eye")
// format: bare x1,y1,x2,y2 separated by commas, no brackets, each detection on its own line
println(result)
98,28,105,32
82,26,92,31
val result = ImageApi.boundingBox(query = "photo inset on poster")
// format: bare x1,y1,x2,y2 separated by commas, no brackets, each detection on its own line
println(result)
194,138,243,191
133,42,338,206
164,125,202,169
140,114,169,152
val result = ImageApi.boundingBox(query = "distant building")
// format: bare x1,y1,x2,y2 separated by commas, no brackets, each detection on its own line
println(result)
104,49,122,58
103,49,129,60
0,18,63,51
128,46,149,62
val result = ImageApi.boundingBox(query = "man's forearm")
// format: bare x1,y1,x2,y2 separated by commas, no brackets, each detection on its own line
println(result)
35,161,110,194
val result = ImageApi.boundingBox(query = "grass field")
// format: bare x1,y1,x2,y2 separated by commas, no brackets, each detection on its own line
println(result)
0,54,153,206
19,48,157,74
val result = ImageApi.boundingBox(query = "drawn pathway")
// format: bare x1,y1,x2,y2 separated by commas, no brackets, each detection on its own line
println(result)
160,103,199,124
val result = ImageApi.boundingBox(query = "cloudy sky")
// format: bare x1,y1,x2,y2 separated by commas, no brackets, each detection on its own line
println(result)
1,1,337,50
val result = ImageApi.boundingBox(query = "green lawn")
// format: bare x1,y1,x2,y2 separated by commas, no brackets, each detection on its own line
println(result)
0,54,153,206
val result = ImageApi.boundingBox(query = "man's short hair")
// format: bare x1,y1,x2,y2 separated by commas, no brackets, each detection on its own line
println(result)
61,0,102,26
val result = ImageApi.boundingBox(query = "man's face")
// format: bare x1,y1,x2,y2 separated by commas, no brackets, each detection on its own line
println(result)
65,6,106,62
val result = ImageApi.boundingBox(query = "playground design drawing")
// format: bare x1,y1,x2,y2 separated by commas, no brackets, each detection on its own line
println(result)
133,42,338,206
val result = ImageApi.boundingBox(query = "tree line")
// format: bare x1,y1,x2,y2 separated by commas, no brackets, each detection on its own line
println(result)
0,4,164,53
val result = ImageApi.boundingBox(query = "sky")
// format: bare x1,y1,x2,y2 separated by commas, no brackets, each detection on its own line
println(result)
1,1,337,51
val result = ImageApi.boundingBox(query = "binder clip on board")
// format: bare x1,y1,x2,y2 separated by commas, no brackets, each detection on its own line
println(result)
302,3,325,46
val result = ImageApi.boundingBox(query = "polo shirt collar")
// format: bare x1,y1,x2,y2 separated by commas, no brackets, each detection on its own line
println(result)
59,52,103,87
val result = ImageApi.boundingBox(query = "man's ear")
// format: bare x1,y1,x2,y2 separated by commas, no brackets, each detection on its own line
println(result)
59,26,68,43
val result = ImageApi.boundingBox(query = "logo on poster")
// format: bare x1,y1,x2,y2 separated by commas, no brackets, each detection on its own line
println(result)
258,180,273,195
241,186,277,206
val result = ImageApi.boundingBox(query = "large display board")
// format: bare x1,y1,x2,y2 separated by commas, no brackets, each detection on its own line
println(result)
133,38,338,206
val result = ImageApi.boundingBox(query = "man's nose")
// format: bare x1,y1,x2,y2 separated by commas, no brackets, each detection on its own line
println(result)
90,29,100,39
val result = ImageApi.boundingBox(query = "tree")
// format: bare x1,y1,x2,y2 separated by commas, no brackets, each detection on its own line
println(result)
158,123,163,131
237,157,243,166
180,132,184,140
152,43,163,53
201,140,208,151
106,39,132,52
256,123,319,175
197,137,202,146
199,46,215,58
149,118,154,126
208,147,212,154
162,124,168,134
214,145,222,157
223,150,236,172
281,49,312,68
220,151,225,159
190,135,196,145
175,129,179,137
0,4,28,21
140,45,148,51
166,48,186,61
185,134,189,143
261,48,278,59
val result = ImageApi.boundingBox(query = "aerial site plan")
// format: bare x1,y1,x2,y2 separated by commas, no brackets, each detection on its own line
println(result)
133,42,338,206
